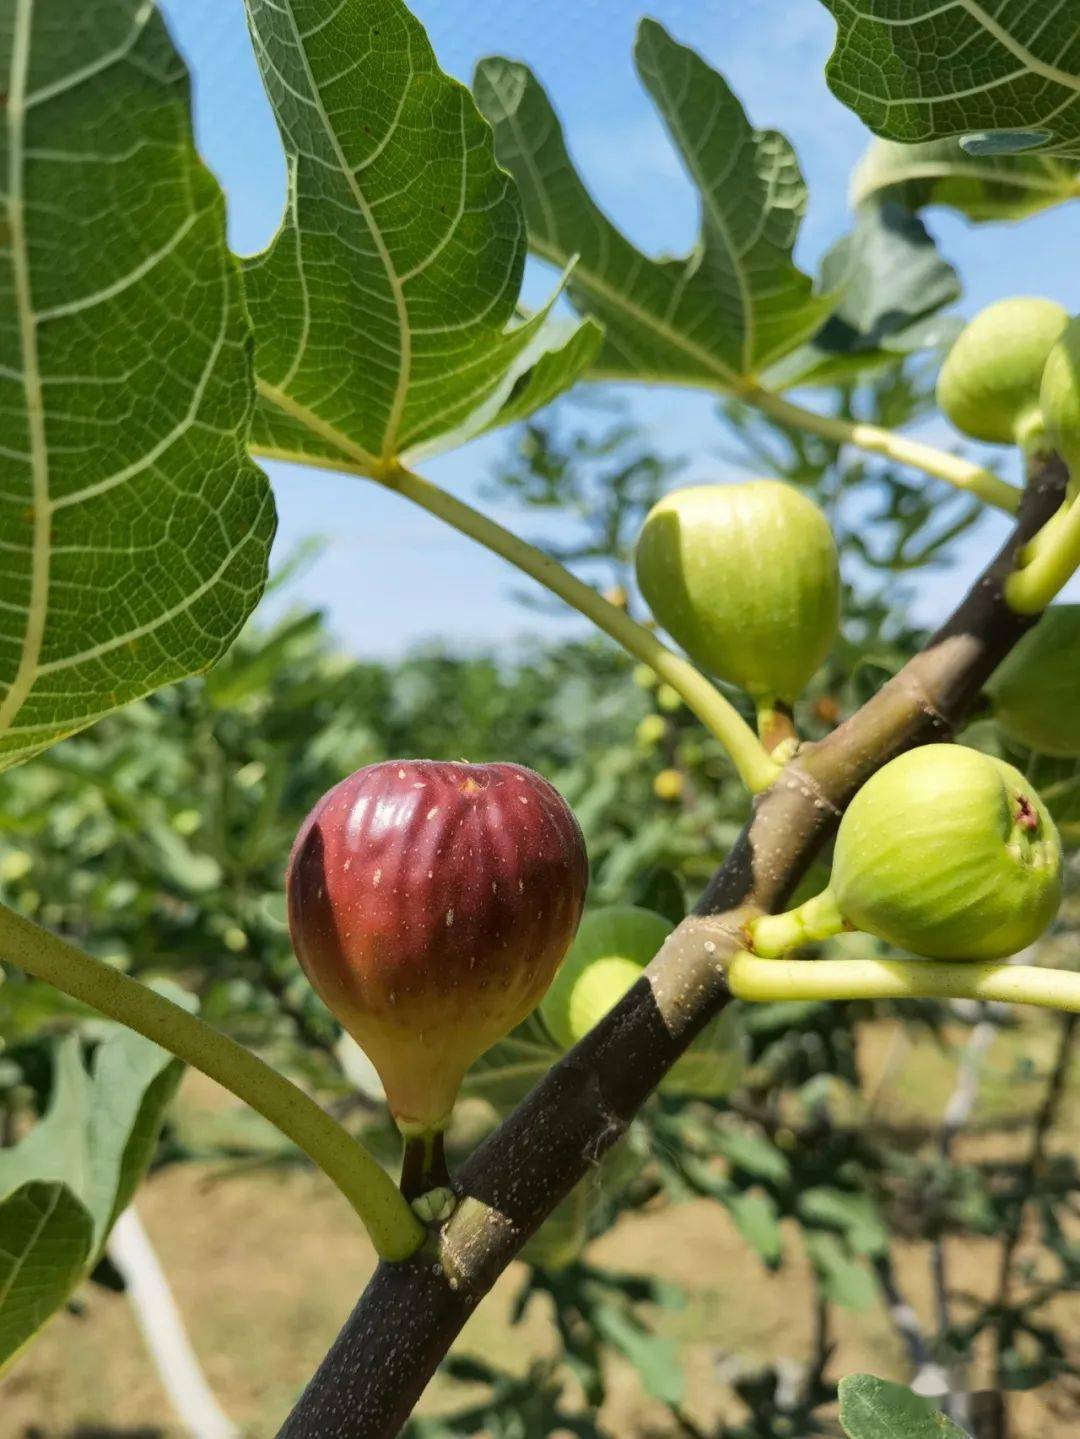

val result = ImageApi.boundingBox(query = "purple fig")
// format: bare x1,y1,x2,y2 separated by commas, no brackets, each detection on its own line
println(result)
287,760,588,1135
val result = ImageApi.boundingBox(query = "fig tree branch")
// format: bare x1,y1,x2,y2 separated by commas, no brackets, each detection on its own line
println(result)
277,457,1066,1439
0,904,425,1262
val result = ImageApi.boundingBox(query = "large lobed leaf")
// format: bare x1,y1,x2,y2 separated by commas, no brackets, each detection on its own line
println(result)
0,0,275,772
820,0,1080,160
474,19,836,392
243,0,599,474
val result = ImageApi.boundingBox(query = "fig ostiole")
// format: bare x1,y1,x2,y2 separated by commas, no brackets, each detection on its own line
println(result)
936,297,1069,449
287,760,589,1193
541,906,746,1099
1039,314,1080,475
985,606,1080,758
751,745,1062,963
634,480,840,706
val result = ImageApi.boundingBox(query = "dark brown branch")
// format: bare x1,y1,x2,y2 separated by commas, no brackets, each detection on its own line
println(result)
277,459,1066,1439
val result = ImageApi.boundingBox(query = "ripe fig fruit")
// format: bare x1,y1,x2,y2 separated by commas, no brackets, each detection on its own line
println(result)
986,606,1080,757
541,906,746,1098
754,745,1061,962
1039,315,1080,475
936,297,1068,446
635,480,840,704
287,760,588,1135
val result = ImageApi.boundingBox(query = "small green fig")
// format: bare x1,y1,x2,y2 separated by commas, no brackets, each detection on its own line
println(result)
287,760,588,1135
541,906,746,1098
985,606,1080,757
755,746,1062,962
653,768,684,802
936,297,1068,446
1039,315,1080,475
635,481,840,704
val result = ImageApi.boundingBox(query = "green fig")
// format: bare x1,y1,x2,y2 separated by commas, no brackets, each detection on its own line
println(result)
753,746,1062,962
986,606,1080,757
635,481,840,704
541,906,746,1098
936,297,1068,447
1039,316,1080,476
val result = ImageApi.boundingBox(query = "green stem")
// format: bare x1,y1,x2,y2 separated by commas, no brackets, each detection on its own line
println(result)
385,465,781,794
748,891,847,957
744,387,1021,515
0,902,425,1262
755,696,798,756
1005,492,1080,613
728,952,1080,1014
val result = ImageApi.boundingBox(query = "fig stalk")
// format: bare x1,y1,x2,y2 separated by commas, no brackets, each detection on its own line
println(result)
750,890,847,957
1006,493,1080,613
756,697,799,755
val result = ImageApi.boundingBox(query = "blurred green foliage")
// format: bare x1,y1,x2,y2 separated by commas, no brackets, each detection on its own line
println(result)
1,370,1076,1437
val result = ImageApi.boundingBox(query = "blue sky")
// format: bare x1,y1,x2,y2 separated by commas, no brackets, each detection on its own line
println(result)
160,0,1080,655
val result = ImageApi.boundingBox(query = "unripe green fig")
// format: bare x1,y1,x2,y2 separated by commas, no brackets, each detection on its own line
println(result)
635,481,840,704
636,714,667,749
1038,316,1080,474
936,297,1068,446
653,768,684,802
541,906,746,1098
755,746,1062,962
287,760,588,1134
985,606,1080,757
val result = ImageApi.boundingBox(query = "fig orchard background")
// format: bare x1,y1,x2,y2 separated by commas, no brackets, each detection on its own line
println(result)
1,1,1079,1437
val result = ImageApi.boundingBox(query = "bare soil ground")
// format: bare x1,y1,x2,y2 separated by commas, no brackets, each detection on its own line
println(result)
5,1016,1078,1438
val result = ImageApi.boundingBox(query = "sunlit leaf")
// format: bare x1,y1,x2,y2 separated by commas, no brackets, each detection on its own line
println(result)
820,1,1080,159
0,0,275,772
242,0,599,476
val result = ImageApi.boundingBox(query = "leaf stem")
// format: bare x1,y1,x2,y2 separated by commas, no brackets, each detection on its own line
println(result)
728,952,1080,1014
1005,492,1080,613
383,464,781,793
0,902,425,1262
743,386,1021,515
